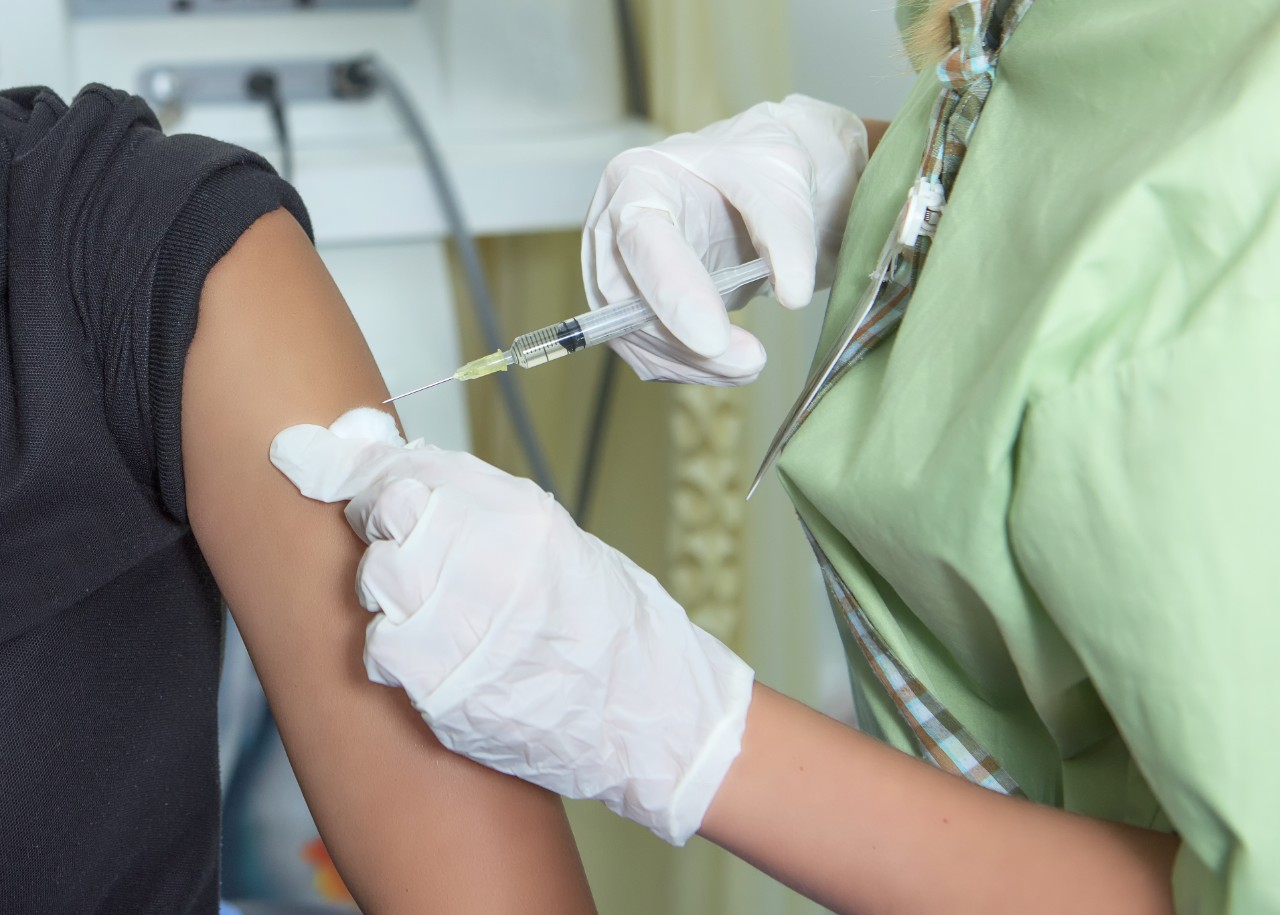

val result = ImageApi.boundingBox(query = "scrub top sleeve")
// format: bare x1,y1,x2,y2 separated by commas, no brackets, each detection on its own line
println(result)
1007,252,1280,911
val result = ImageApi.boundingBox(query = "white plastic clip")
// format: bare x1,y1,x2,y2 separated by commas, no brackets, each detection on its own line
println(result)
897,178,946,248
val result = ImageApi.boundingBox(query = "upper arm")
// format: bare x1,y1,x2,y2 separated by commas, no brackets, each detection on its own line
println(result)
181,208,594,913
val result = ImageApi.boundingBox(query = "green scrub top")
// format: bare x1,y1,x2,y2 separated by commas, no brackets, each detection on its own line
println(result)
777,1,1280,912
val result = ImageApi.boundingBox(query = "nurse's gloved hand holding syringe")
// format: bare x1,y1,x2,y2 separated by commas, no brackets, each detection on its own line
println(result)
581,94,871,385
385,93,872,400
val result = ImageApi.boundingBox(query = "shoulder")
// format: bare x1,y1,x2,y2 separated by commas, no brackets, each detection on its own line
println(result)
1,80,309,522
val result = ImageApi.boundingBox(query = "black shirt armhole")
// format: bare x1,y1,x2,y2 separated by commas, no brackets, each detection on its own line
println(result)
149,166,313,523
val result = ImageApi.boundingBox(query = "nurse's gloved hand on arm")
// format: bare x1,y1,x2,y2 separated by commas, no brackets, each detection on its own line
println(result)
272,410,1182,915
270,408,754,847
581,95,871,385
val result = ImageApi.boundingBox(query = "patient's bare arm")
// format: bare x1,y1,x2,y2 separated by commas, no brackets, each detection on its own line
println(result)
182,208,595,913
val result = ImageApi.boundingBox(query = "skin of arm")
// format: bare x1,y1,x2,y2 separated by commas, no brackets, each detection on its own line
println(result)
701,684,1179,915
181,208,596,914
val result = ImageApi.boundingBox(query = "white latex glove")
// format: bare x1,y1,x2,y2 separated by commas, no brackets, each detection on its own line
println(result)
270,408,755,846
582,94,868,385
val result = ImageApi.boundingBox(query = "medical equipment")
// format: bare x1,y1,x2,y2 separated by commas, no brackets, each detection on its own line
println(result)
384,258,772,402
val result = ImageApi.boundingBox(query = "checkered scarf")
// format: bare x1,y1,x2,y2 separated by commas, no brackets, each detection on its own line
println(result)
793,0,1035,794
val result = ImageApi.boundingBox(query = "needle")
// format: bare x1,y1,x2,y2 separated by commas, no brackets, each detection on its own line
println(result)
383,376,455,404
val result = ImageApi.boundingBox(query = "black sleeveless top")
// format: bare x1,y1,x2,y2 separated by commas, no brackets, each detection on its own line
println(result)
0,85,310,913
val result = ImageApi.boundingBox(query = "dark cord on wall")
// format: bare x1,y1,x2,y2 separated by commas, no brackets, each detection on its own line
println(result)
574,0,650,525
334,57,561,500
246,69,294,183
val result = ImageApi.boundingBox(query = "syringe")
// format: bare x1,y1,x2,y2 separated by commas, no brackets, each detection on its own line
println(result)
384,258,771,403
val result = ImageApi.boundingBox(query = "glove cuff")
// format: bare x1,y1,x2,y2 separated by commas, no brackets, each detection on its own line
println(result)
654,630,756,846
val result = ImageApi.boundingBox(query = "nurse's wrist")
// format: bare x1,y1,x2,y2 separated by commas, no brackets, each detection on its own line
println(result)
696,682,888,913
696,683,1182,915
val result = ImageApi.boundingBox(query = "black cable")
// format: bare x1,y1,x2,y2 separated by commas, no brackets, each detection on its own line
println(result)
246,69,293,183
573,352,620,524
335,58,560,500
613,0,651,119
574,0,649,524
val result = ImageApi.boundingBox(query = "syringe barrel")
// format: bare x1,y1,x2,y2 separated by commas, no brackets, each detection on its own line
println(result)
510,319,589,368
572,257,767,347
510,257,769,369
575,299,655,346
510,301,655,369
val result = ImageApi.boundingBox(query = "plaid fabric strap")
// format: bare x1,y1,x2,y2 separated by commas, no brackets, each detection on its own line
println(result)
802,521,1025,795
770,0,1035,450
782,0,1036,795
